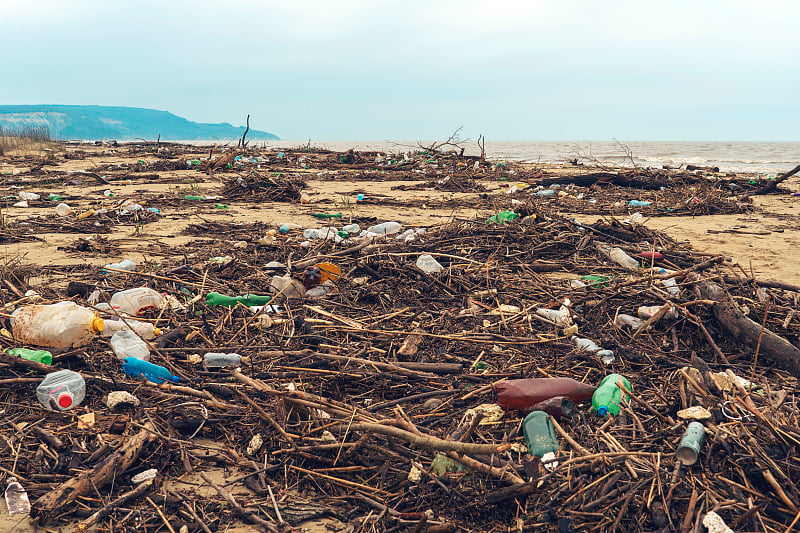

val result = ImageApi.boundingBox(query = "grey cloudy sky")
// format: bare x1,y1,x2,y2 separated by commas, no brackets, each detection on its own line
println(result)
2,0,798,140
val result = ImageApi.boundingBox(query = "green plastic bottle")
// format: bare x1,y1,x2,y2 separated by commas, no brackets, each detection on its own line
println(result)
6,348,52,365
522,411,558,459
205,292,272,308
312,212,343,220
486,211,519,224
592,374,631,417
184,195,205,201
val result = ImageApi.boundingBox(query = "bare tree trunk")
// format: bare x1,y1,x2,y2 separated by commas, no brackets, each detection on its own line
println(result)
240,114,250,148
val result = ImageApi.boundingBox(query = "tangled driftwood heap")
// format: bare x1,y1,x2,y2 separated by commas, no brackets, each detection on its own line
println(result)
0,207,799,532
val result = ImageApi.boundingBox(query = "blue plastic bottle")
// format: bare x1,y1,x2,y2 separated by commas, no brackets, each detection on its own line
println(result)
122,357,180,384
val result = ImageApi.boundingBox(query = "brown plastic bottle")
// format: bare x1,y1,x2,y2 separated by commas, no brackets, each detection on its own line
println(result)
494,378,597,411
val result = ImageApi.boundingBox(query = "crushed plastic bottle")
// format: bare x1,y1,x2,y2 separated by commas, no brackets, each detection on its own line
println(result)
5,348,52,365
4,477,30,515
36,369,86,411
416,254,444,274
535,303,572,326
571,336,615,364
614,314,646,330
203,352,248,369
122,357,179,384
638,305,679,320
303,227,338,240
110,330,150,361
110,287,164,316
103,259,137,272
12,302,104,348
366,221,402,235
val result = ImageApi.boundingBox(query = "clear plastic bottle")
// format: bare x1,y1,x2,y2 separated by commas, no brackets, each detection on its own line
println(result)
535,307,572,326
4,477,30,515
103,259,137,272
36,370,86,411
416,254,444,274
110,287,163,316
110,330,150,361
614,314,646,330
367,221,402,235
12,302,104,348
203,352,248,369
101,318,161,339
598,244,640,271
638,305,679,320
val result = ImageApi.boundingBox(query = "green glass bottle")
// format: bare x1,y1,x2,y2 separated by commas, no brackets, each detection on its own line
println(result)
6,348,52,365
592,374,631,417
205,292,272,308
522,411,558,458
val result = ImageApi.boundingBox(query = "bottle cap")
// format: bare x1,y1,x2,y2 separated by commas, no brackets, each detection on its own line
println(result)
596,405,609,417
91,316,105,333
57,391,74,409
153,328,162,336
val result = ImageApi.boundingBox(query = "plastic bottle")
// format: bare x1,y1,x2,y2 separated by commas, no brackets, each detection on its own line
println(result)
110,287,163,316
530,396,574,419
206,292,272,308
12,302,104,348
101,318,161,339
367,221,402,235
614,314,645,330
494,378,597,411
303,227,337,240
36,370,86,411
661,277,681,297
676,422,706,465
535,307,572,326
536,189,555,197
598,245,640,271
592,374,631,417
4,477,30,515
628,200,651,207
571,336,615,363
103,259,137,272
522,411,558,465
121,357,179,384
5,348,52,365
416,254,444,274
110,330,150,361
342,223,360,234
637,305,679,320
203,352,248,369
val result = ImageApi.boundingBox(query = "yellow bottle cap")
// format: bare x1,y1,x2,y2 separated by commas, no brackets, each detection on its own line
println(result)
91,316,105,334
153,327,162,336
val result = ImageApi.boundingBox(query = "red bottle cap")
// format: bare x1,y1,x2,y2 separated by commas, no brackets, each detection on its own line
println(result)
57,392,74,408
639,252,663,260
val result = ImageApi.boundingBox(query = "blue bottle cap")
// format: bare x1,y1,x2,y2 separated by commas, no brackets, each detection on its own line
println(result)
597,405,608,417
169,376,180,383
357,194,365,201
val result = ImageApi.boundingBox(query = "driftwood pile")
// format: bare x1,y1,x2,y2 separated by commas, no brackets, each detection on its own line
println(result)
1,210,800,532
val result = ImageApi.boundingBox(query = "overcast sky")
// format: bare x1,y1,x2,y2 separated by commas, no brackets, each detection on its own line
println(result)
2,0,798,141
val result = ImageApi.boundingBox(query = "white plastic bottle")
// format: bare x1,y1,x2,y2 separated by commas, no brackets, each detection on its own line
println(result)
614,314,646,330
103,259,137,272
367,221,402,235
535,307,572,326
36,370,86,411
101,318,161,339
110,330,151,361
203,352,248,369
416,254,444,274
4,477,30,515
110,287,163,316
12,302,104,348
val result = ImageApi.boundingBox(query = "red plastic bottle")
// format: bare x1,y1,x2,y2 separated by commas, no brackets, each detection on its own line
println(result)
494,378,597,411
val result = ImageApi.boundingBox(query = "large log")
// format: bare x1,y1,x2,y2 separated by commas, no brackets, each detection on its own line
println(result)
696,281,800,376
31,422,156,523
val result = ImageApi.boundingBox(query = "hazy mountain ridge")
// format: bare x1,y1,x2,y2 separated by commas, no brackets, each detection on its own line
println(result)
0,105,279,141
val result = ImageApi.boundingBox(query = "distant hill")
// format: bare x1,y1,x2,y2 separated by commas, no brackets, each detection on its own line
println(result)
0,105,279,141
